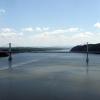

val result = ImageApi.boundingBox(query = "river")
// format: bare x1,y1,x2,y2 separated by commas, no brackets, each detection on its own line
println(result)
0,53,100,100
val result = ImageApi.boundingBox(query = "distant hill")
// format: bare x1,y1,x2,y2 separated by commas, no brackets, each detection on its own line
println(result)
70,43,100,54
0,47,67,53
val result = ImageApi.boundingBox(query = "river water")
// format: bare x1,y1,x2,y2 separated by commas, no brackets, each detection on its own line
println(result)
0,53,100,100
0,52,100,69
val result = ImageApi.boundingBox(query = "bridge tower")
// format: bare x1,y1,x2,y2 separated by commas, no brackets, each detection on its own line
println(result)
8,43,12,61
86,42,89,64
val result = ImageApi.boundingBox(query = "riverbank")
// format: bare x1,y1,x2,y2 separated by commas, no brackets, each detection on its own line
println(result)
0,51,9,57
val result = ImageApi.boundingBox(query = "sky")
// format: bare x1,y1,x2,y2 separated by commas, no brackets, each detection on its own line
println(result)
0,0,100,47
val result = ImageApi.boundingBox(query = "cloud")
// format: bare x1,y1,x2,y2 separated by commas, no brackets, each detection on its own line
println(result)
32,30,99,46
94,22,100,29
72,32,94,38
41,27,79,35
22,27,49,33
43,29,67,35
0,32,16,37
0,26,99,47
28,32,68,46
0,28,22,37
0,28,24,46
35,27,49,32
67,27,79,32
30,27,79,34
43,27,49,31
22,27,34,32
0,27,78,46
1,28,13,32
70,31,100,45
0,9,6,14
35,27,42,32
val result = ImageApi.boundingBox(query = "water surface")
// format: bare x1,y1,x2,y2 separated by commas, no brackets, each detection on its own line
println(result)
0,53,100,100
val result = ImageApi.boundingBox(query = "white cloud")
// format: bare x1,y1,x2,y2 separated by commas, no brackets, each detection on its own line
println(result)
1,28,13,32
28,32,68,46
0,27,75,46
22,27,34,32
43,29,67,35
43,27,49,31
67,27,79,32
41,27,79,35
94,22,100,29
0,28,24,46
34,27,79,34
35,27,49,32
36,27,42,32
0,32,16,37
0,26,100,47
73,32,94,38
51,29,68,34
0,28,21,37
0,9,6,14
70,31,100,45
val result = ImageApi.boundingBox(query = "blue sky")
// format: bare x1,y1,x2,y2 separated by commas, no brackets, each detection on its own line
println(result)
0,0,100,47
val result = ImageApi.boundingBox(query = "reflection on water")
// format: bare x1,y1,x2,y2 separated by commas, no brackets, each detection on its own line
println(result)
86,62,89,75
8,60,13,71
